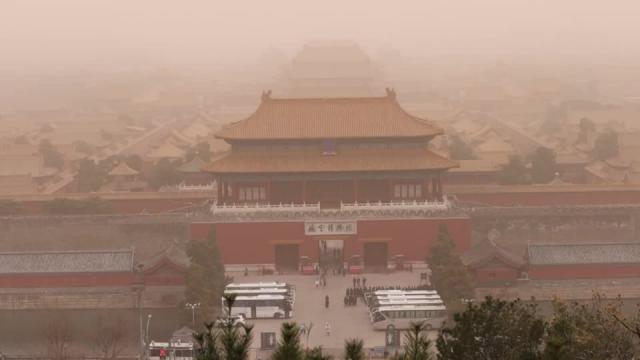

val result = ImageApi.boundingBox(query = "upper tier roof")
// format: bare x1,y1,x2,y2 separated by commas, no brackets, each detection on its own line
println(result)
216,89,443,141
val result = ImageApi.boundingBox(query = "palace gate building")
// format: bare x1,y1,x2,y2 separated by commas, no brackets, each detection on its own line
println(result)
192,89,471,271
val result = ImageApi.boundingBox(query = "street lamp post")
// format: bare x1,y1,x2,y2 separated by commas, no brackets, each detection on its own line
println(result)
185,303,201,327
145,314,153,350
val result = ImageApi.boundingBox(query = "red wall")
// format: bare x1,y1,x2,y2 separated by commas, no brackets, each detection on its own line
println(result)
0,271,185,288
0,273,136,288
451,188,640,206
529,264,640,280
473,267,520,282
191,217,471,265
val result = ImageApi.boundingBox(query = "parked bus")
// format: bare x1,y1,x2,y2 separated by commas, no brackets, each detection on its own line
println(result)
222,294,292,319
224,282,296,307
224,288,289,296
370,304,447,330
365,289,438,302
225,282,290,290
370,297,444,310
148,341,193,360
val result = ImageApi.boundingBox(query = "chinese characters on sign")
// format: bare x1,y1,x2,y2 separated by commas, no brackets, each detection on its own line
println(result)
304,221,357,235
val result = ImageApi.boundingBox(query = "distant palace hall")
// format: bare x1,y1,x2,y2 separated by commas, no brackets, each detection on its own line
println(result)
194,89,469,272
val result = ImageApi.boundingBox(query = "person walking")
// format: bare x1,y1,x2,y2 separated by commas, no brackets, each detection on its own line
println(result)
324,322,331,336
362,276,367,288
325,295,330,309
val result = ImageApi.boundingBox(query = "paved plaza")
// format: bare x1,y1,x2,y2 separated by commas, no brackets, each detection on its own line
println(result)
231,271,434,357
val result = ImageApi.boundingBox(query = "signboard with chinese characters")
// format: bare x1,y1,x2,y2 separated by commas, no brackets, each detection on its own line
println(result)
304,220,357,235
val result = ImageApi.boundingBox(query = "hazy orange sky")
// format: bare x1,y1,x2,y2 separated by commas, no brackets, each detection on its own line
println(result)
1,0,639,71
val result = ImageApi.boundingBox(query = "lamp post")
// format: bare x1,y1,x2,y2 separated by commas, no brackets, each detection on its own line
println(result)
145,314,153,350
185,303,201,327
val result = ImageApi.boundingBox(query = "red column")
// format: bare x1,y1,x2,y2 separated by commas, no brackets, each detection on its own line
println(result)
423,177,430,201
388,179,394,202
266,180,271,204
302,181,307,203
232,182,238,203
438,175,444,200
216,178,222,202
353,179,359,203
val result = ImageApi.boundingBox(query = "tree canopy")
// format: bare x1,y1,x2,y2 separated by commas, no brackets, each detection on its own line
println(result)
185,226,226,316
427,224,473,308
448,135,475,160
437,297,545,360
499,155,530,185
592,131,619,160
544,296,636,359
38,139,65,169
530,147,556,184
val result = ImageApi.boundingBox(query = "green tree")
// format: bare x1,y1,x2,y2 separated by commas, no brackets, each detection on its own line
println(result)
448,135,475,160
427,224,473,309
193,322,222,360
185,226,226,318
530,147,556,184
343,339,365,360
499,155,529,185
193,294,253,360
38,139,65,169
436,297,545,360
577,117,595,143
149,158,182,189
391,322,434,360
186,142,212,162
272,322,304,360
0,199,23,216
75,159,108,192
592,131,618,160
544,296,636,359
304,347,332,360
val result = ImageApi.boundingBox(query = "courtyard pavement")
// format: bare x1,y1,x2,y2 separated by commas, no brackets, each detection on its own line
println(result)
231,271,435,357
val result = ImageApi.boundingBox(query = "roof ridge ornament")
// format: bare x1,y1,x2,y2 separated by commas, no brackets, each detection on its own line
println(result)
385,87,397,100
261,90,273,102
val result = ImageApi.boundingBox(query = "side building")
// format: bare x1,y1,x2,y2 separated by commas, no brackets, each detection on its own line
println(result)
193,89,471,272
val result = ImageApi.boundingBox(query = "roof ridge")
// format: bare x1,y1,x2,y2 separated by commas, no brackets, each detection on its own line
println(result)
0,248,133,255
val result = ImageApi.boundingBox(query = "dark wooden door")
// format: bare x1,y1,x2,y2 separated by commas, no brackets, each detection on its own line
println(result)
364,242,388,271
275,244,300,272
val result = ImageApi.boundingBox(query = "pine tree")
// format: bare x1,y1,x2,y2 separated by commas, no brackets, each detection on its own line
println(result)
343,339,364,360
391,322,433,360
186,226,226,318
271,322,304,360
427,224,473,308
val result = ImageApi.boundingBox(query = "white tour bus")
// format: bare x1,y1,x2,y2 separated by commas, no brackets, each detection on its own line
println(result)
224,282,296,306
366,289,438,302
225,282,290,290
222,294,291,319
370,298,444,310
370,304,447,330
224,288,289,296
148,341,193,360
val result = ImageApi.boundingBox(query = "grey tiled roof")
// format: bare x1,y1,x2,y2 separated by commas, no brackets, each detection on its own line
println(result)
528,243,640,265
0,249,134,274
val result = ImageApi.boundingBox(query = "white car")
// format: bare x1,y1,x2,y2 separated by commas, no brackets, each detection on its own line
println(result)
215,314,246,327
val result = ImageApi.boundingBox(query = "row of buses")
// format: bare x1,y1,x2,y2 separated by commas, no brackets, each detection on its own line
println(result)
366,290,447,330
222,282,296,319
